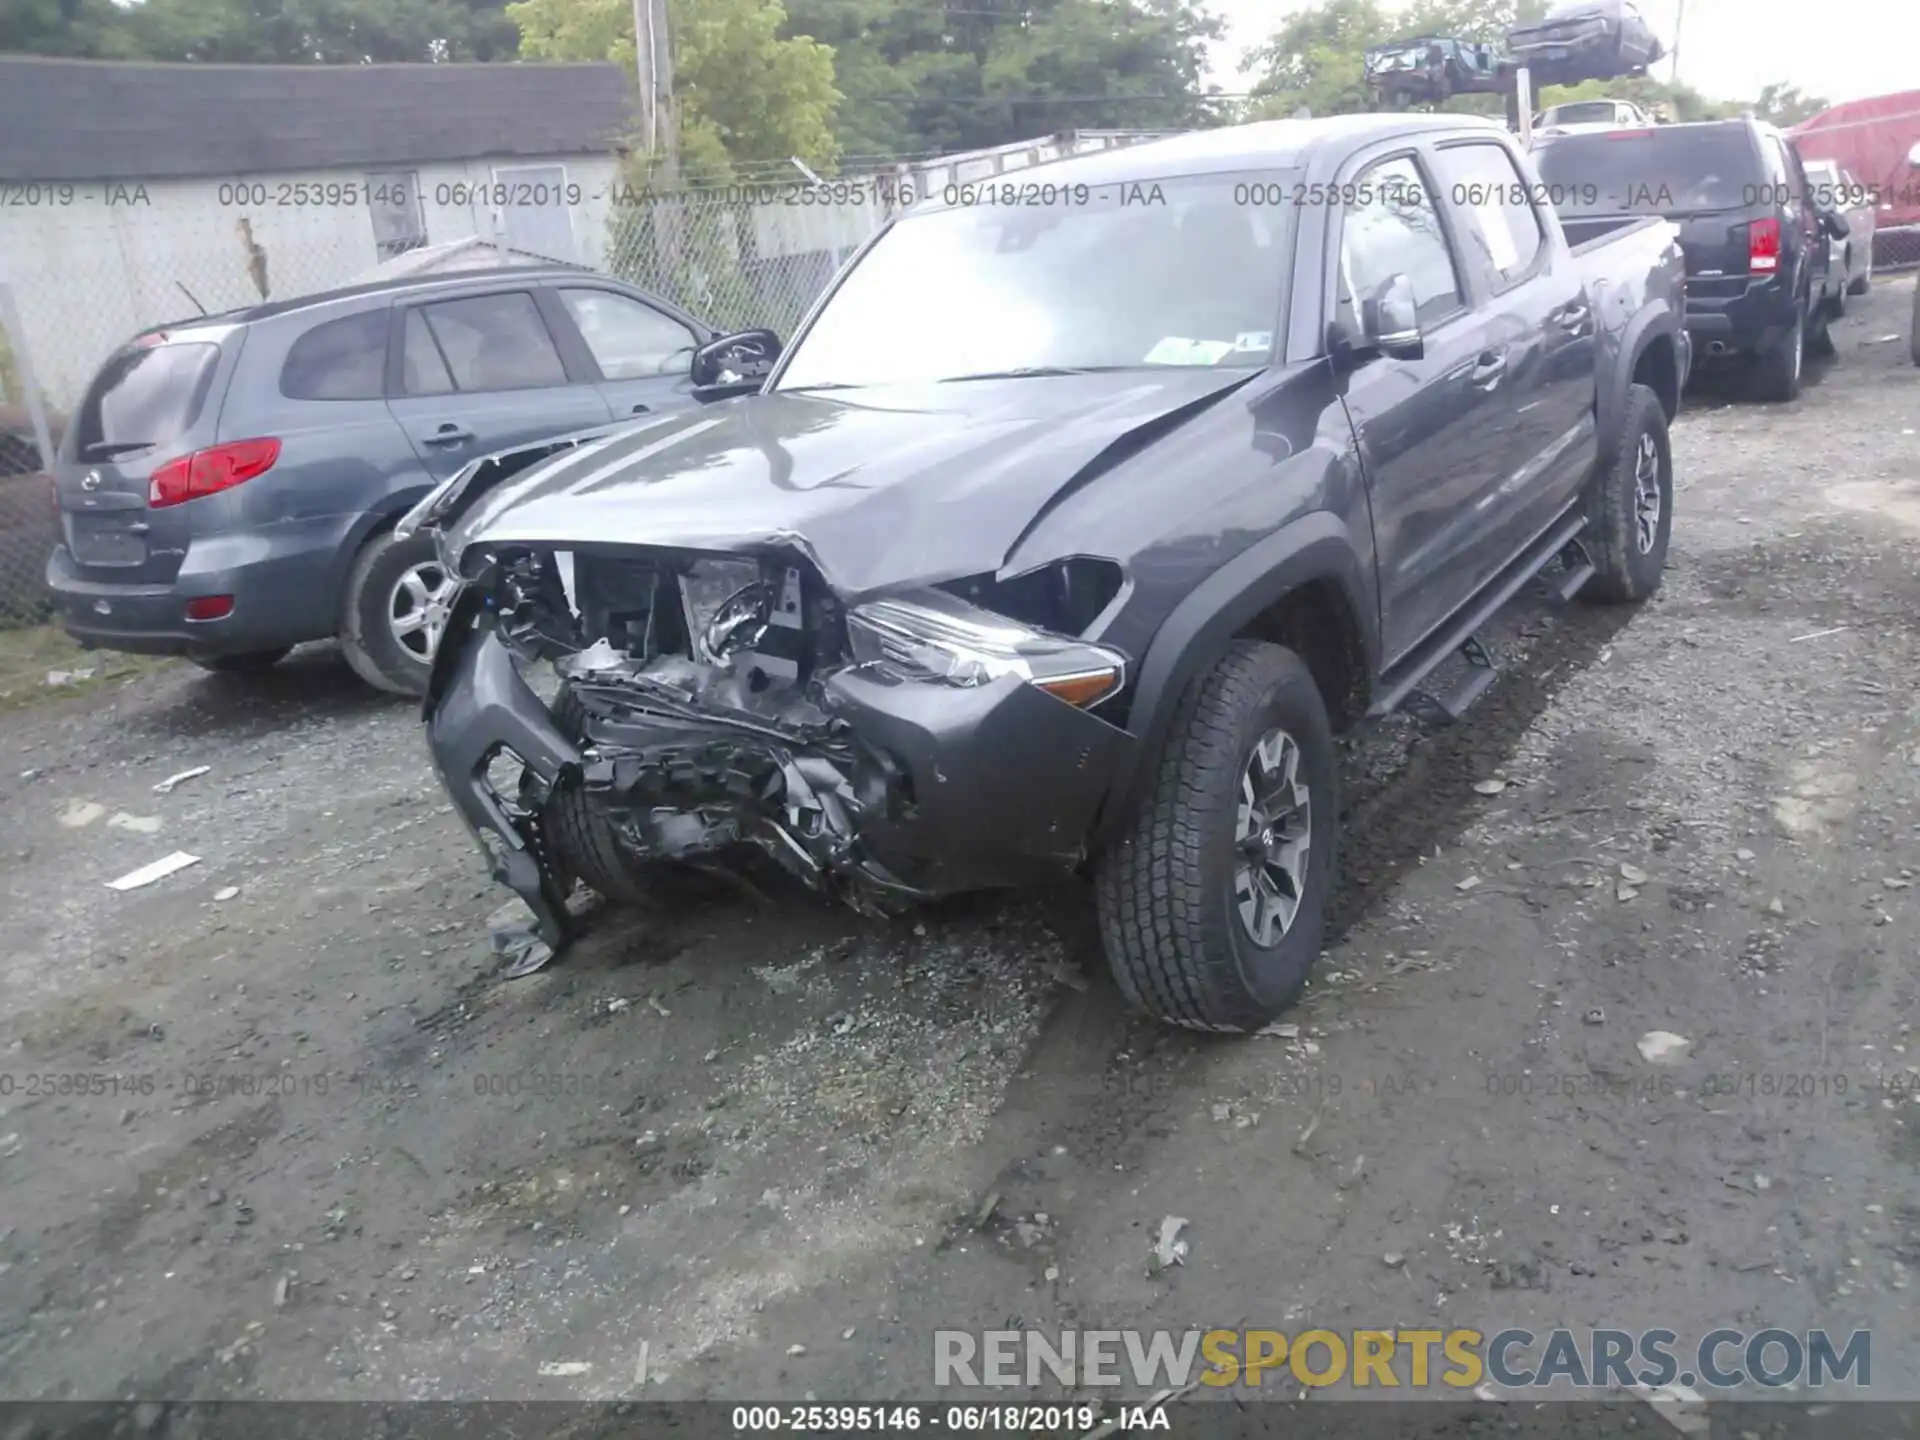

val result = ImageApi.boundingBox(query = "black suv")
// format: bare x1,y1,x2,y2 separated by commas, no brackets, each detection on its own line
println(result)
1534,117,1851,401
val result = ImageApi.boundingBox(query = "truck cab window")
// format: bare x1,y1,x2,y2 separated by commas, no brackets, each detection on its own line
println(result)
1339,155,1464,334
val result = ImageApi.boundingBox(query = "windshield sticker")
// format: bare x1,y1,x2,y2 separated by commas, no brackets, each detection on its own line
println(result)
1144,337,1236,366
1233,331,1274,353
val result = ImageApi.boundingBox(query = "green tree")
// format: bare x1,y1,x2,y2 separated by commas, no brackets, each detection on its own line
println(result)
1752,81,1827,127
113,0,519,61
509,0,839,182
1534,74,1738,121
0,0,152,56
782,0,1225,159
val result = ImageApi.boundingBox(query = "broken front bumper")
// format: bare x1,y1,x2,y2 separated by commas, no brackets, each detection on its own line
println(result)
423,593,1132,952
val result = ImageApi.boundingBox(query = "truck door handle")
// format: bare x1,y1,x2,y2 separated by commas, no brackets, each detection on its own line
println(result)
1470,351,1508,388
424,424,475,447
629,403,651,415
1556,303,1590,332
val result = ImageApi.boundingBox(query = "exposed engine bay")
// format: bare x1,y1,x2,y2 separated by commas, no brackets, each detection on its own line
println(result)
485,544,913,908
429,539,1135,958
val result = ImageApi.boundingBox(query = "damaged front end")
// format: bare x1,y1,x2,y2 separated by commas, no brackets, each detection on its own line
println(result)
424,539,1136,959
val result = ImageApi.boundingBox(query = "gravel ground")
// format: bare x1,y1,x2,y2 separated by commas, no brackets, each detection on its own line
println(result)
2,280,1918,1415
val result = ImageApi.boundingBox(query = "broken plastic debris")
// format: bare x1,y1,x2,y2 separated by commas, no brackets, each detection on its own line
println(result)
1619,863,1648,885
106,852,202,891
108,812,162,835
488,899,555,979
1472,779,1508,795
538,1361,591,1377
1617,882,1641,902
1149,1215,1189,1272
214,886,240,902
59,800,106,828
153,765,212,794
1456,875,1482,892
1636,1031,1691,1065
1258,1022,1301,1039
45,668,95,686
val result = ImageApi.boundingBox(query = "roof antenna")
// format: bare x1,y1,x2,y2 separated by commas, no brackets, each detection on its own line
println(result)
175,281,208,316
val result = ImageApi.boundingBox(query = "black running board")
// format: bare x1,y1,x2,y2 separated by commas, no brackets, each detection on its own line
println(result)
1369,508,1588,722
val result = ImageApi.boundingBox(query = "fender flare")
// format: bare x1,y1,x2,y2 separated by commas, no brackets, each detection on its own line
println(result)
1094,511,1378,843
325,483,438,619
1603,300,1681,446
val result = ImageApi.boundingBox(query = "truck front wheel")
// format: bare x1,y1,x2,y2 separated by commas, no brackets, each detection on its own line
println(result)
1578,382,1673,605
1095,640,1338,1033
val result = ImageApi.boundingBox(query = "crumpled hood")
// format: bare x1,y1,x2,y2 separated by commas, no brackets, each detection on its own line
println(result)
441,369,1261,598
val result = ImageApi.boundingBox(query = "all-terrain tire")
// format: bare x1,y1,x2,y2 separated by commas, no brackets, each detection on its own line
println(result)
1751,303,1805,402
339,530,440,697
1578,383,1672,606
192,648,291,674
1094,640,1338,1033
537,689,656,905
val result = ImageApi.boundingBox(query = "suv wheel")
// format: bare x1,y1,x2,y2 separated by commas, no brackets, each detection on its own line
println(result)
1806,292,1837,357
340,530,454,696
1095,640,1338,1033
1752,305,1804,402
1579,383,1672,605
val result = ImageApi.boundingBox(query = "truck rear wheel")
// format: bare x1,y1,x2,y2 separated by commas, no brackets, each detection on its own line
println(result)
1578,382,1672,606
1095,640,1338,1033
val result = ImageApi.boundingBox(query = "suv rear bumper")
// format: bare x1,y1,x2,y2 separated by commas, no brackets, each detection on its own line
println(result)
1684,276,1799,361
46,532,337,657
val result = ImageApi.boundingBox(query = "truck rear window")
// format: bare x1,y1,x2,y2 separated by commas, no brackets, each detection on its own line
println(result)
71,341,221,459
1534,129,1759,216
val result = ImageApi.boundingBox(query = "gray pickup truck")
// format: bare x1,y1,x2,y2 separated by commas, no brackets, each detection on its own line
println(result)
407,114,1691,1033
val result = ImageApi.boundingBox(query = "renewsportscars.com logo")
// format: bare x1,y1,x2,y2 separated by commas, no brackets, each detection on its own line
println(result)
933,1327,1872,1392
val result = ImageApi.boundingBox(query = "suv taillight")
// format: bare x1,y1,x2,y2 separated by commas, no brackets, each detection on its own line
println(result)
1748,217,1781,274
149,438,281,509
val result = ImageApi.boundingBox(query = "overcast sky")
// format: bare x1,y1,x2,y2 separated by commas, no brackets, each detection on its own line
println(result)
1204,0,1920,109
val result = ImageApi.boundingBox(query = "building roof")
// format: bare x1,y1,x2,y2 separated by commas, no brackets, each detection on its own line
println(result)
0,56,636,183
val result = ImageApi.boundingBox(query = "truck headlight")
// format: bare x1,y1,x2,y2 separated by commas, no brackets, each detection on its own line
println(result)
846,590,1127,708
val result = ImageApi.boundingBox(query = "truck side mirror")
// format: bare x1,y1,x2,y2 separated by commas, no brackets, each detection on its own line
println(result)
1907,141,1920,168
1362,274,1424,360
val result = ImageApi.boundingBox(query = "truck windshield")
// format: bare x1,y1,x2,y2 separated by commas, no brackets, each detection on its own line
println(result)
774,172,1294,391
1534,128,1757,215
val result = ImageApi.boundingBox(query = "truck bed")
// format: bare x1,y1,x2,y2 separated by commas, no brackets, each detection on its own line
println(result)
1561,213,1671,255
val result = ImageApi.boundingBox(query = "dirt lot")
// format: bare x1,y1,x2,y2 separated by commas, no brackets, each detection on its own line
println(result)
3,280,1919,1412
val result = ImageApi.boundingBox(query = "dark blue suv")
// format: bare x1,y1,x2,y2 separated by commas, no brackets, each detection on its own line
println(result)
47,267,746,693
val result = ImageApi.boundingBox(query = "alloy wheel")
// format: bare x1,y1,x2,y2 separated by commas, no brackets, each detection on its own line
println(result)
1233,728,1314,947
1632,430,1662,555
389,561,458,661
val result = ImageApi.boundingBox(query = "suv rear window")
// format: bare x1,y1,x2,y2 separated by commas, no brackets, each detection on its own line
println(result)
281,310,391,400
1534,127,1760,216
70,341,221,460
